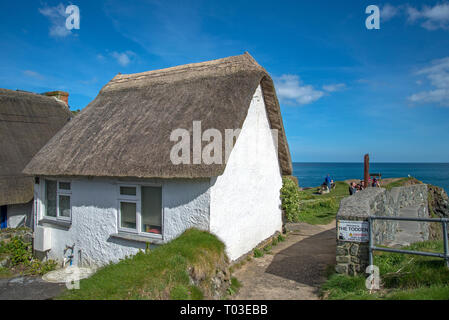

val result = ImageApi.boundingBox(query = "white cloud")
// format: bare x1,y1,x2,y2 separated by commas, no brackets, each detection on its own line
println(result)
408,57,449,106
23,70,44,79
275,75,324,105
111,51,136,66
406,3,449,30
322,83,346,92
39,3,71,38
381,4,399,21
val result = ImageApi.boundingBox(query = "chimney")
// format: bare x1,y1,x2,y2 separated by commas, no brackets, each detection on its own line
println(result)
43,91,69,105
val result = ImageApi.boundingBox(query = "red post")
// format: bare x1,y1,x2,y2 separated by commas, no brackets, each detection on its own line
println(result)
364,154,370,188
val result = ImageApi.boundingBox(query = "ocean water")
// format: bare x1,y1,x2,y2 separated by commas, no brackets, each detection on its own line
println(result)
292,163,449,192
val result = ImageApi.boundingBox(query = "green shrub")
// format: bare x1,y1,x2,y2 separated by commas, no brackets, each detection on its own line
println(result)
0,234,57,275
280,177,301,222
272,237,279,246
253,249,264,258
6,236,32,266
227,277,242,296
277,234,285,242
263,245,272,253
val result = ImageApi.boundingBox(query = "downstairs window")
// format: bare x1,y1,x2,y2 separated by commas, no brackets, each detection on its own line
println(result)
44,180,71,220
118,185,162,236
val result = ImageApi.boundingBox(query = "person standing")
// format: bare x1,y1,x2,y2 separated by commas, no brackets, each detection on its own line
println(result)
325,174,332,192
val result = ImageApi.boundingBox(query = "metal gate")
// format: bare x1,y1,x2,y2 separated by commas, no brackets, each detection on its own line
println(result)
368,216,449,268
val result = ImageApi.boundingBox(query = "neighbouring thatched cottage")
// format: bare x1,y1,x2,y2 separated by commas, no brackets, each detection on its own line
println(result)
0,89,72,229
23,53,292,266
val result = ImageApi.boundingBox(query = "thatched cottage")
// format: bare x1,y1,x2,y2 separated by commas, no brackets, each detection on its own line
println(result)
0,89,72,229
23,53,292,266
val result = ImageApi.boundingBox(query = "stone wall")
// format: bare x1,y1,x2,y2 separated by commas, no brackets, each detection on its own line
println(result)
335,184,429,275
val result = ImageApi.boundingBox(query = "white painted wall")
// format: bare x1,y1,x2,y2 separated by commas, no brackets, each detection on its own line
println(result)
210,84,283,261
7,201,33,228
34,177,211,266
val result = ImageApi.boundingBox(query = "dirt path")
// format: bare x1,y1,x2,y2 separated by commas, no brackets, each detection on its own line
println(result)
232,221,336,300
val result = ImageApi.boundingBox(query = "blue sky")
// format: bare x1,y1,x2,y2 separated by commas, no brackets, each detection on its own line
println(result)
1,1,449,162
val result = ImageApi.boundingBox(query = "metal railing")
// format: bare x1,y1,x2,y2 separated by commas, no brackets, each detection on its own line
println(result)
368,216,449,268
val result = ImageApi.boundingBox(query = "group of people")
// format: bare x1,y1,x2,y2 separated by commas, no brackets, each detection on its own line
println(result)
317,174,381,196
349,177,381,195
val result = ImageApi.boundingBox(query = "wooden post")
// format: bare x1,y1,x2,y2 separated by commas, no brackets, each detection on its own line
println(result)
364,154,370,188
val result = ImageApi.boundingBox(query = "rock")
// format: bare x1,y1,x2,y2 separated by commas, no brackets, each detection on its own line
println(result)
336,247,348,256
428,185,449,218
350,244,359,256
335,264,347,274
336,256,350,263
351,256,360,264
0,255,10,268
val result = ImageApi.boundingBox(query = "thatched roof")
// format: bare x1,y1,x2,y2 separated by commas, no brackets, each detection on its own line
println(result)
0,89,72,206
24,53,292,179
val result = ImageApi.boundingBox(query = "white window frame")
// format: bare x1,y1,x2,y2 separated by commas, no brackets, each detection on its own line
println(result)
117,184,140,233
43,179,72,221
117,183,163,239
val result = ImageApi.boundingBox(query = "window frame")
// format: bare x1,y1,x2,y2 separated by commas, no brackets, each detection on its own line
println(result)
43,179,72,222
117,183,163,239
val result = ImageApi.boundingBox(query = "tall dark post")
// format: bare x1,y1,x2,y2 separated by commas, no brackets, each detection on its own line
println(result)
364,154,370,188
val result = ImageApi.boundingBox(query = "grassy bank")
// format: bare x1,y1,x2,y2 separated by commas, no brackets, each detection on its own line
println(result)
321,240,449,300
382,177,423,190
281,176,425,225
58,229,228,300
281,178,349,225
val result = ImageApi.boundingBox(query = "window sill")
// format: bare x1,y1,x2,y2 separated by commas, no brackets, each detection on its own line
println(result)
39,217,72,228
110,232,164,245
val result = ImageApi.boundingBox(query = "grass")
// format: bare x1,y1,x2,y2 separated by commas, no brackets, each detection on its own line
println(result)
321,240,449,300
293,177,422,225
253,248,264,258
58,228,227,300
382,177,422,190
296,181,349,225
227,277,242,296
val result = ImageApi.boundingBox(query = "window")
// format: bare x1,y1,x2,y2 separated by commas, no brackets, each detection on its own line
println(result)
118,184,162,237
44,180,71,220
141,186,162,234
120,201,137,229
45,180,57,217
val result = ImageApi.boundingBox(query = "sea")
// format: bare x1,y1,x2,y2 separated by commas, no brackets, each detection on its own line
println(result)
292,163,449,192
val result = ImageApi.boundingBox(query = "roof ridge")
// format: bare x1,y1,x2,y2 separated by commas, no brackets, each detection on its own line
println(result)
108,53,262,85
